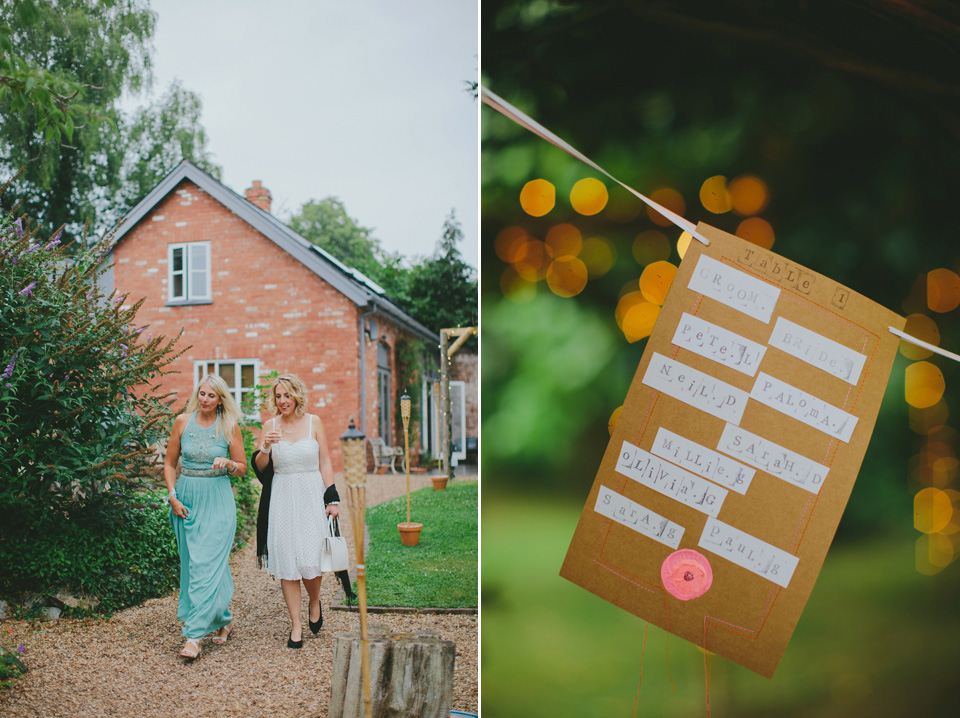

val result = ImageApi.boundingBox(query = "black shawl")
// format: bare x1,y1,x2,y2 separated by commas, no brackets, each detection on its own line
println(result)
251,449,354,599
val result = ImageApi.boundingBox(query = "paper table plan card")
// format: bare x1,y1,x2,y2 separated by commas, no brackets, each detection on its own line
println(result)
560,223,905,678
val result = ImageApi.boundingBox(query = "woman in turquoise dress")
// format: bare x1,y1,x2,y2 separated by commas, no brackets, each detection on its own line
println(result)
163,374,247,659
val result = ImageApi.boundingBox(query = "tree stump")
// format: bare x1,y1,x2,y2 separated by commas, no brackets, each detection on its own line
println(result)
328,626,455,718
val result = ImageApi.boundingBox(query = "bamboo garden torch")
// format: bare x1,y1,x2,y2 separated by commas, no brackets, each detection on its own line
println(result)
401,391,411,523
339,417,372,718
397,391,423,546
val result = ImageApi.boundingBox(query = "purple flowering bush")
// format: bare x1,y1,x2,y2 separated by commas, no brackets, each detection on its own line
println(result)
0,186,184,611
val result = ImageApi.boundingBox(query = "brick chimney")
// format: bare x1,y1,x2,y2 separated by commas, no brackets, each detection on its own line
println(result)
244,180,272,212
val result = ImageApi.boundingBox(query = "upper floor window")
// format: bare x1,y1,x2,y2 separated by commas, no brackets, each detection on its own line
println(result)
168,241,211,304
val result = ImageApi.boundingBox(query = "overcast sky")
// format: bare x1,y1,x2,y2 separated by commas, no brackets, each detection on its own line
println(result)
127,0,478,269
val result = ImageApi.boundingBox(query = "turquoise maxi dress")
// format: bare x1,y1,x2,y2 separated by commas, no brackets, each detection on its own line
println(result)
170,412,237,639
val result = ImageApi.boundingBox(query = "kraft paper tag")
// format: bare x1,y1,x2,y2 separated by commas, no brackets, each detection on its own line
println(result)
560,222,905,677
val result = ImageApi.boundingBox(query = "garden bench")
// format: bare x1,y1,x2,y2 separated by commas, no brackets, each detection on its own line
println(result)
367,436,404,474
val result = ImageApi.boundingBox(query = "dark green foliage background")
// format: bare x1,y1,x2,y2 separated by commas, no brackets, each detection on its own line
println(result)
481,1,960,534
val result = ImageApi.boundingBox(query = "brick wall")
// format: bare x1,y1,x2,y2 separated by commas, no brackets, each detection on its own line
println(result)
111,179,408,472
452,350,478,439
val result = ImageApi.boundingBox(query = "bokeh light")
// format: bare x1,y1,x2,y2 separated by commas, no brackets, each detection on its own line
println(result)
905,361,946,409
520,178,556,217
608,405,622,435
729,175,770,215
632,230,671,265
545,257,588,298
939,489,960,535
908,400,949,435
677,231,693,259
736,217,775,249
615,288,651,330
639,260,678,305
570,177,608,216
699,175,732,214
500,266,537,303
915,487,953,533
513,239,547,282
899,313,940,360
646,187,686,227
495,225,532,263
908,450,957,489
581,236,616,278
927,268,960,313
916,533,954,574
544,223,583,259
621,301,661,342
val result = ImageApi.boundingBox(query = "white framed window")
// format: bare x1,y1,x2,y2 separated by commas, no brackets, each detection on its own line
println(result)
168,241,211,302
195,359,260,415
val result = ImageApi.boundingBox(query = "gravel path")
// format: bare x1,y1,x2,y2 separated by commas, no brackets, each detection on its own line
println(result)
0,471,478,717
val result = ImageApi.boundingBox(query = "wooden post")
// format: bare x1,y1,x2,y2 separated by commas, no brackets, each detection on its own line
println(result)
329,627,456,718
439,329,450,481
438,326,476,483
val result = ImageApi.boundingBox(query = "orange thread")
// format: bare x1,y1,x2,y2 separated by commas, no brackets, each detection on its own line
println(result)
704,646,713,717
632,623,648,718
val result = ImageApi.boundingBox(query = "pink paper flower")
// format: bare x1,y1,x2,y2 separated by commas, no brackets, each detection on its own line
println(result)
660,549,713,601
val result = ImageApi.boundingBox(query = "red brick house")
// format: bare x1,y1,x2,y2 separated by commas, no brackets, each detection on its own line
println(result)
104,160,442,471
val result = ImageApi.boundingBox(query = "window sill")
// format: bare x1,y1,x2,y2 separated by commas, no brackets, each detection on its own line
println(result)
165,299,213,307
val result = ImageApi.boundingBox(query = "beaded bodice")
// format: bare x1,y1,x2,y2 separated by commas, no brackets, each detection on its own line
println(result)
180,413,229,473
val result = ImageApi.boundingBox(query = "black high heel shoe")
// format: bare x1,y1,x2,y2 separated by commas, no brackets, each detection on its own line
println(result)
308,603,323,634
287,630,303,649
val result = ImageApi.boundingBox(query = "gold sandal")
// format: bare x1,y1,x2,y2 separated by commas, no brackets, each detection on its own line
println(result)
180,638,201,659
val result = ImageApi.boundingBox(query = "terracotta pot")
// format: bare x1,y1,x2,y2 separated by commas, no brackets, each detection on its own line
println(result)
431,476,448,491
397,522,423,546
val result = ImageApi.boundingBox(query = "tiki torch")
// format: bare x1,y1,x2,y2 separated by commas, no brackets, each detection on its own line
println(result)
339,416,371,718
400,391,411,523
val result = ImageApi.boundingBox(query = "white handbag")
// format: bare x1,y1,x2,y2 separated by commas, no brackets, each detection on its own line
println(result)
320,515,349,573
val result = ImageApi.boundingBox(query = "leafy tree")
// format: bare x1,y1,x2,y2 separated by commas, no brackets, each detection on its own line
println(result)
0,0,218,245
288,196,399,282
0,0,153,240
0,21,100,145
406,210,478,333
116,79,221,211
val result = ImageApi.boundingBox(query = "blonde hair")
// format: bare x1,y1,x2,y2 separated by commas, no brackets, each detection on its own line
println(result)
185,374,243,441
266,374,308,417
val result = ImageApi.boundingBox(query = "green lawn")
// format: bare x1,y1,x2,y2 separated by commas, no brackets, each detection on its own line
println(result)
482,491,960,717
362,480,477,608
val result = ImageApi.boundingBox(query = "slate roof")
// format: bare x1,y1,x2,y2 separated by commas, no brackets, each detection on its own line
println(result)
109,160,438,343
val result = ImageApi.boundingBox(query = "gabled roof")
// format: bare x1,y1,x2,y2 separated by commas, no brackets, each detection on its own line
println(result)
109,160,437,343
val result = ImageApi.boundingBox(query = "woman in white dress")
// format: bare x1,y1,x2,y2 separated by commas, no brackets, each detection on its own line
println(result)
253,374,340,648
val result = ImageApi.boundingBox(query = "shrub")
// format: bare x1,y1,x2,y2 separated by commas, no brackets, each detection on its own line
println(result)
0,643,27,690
0,184,184,612
0,490,178,614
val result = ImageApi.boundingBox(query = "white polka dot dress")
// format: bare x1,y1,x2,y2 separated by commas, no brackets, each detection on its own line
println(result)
265,432,331,580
